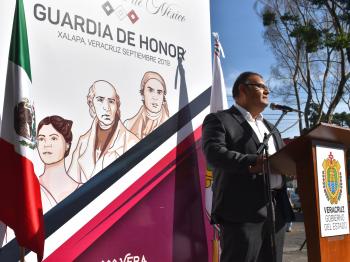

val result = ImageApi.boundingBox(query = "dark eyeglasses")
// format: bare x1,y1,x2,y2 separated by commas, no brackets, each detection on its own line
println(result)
244,82,269,91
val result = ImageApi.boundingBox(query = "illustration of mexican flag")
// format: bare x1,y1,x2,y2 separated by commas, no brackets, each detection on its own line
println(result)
0,0,44,260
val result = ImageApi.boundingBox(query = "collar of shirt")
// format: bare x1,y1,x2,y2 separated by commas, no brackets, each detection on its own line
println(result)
235,103,264,122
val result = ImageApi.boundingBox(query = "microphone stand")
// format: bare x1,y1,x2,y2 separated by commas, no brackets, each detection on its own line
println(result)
256,110,288,262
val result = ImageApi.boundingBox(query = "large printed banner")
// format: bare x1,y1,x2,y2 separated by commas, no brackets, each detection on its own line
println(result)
0,0,212,261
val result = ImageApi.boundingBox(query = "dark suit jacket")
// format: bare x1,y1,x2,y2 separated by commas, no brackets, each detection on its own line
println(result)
202,105,294,224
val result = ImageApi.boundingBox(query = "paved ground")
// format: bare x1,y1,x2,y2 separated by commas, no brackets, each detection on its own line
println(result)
283,212,308,262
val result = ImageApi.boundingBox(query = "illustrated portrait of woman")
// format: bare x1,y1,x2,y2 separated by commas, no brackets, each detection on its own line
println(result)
37,115,79,213
124,71,169,139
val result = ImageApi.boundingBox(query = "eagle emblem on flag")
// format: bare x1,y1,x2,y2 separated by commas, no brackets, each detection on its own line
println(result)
14,98,36,149
322,152,343,204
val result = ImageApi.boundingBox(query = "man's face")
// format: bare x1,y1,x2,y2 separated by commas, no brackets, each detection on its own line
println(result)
92,82,118,128
143,79,165,113
242,75,269,111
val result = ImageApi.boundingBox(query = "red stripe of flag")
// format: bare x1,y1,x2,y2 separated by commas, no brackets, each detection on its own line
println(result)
0,139,44,261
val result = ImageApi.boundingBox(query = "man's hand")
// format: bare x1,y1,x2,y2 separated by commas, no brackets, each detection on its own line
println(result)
248,155,266,174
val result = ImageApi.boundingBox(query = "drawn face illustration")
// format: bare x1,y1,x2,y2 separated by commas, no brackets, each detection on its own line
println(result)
37,124,67,165
143,79,165,113
92,82,118,128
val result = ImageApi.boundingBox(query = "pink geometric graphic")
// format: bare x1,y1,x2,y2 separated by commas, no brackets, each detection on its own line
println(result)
128,10,139,24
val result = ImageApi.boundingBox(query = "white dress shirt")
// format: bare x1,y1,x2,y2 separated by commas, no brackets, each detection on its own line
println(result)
235,104,283,189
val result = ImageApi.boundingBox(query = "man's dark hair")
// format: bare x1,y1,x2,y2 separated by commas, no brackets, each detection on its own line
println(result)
232,71,263,98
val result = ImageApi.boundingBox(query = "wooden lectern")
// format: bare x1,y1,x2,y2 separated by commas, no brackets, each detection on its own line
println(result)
270,123,350,262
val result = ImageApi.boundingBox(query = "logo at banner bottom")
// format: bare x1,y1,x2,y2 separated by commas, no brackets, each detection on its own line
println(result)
322,152,343,204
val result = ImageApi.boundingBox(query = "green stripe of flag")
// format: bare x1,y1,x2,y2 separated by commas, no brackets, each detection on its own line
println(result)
9,0,32,81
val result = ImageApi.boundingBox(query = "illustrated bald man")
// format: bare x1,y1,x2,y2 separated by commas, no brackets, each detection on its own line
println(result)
69,80,139,183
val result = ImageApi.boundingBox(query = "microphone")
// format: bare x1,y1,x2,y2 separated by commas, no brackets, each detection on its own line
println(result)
270,103,303,113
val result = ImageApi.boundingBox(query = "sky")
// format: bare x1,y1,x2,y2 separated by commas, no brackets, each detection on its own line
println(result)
210,0,302,138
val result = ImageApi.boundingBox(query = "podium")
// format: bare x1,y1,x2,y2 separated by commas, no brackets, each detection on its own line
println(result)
270,123,350,262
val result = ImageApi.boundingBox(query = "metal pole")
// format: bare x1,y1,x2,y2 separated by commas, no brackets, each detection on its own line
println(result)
257,110,288,261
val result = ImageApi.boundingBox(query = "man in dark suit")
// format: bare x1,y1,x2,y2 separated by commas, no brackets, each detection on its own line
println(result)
202,72,294,262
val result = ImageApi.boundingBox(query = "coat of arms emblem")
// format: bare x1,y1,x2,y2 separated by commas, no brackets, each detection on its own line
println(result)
14,98,36,149
322,152,342,204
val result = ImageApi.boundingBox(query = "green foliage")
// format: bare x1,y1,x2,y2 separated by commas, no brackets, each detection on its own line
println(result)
307,0,327,7
280,12,299,23
308,103,326,127
265,2,349,53
308,0,350,15
325,32,350,50
262,9,277,26
308,103,350,127
259,0,350,131
290,22,322,52
262,1,350,53
339,13,350,23
332,112,350,127
19,139,36,149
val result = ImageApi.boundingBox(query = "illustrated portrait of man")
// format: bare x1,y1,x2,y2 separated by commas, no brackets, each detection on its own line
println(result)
124,71,169,139
68,80,139,183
